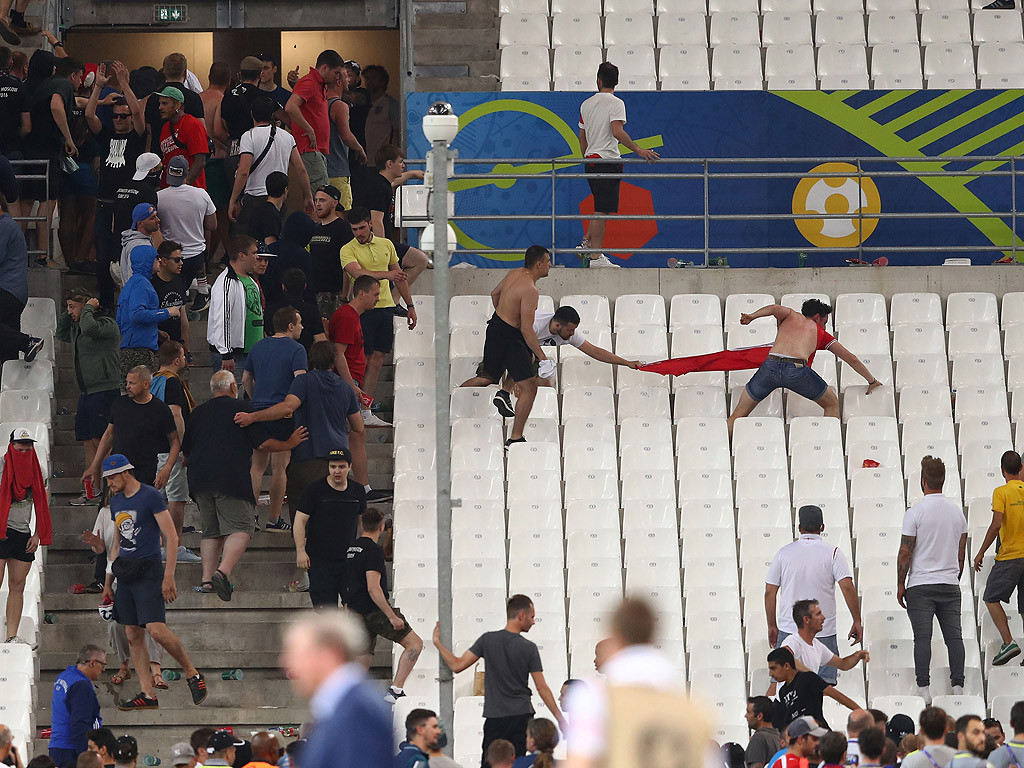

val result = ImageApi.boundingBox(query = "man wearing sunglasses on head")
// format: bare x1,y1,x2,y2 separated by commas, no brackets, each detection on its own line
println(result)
86,60,147,309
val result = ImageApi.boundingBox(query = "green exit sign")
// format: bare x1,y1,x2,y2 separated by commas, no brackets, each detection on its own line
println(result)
154,4,187,22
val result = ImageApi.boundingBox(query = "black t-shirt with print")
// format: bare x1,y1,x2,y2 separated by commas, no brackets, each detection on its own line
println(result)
0,75,25,154
776,671,829,731
308,216,353,293
221,82,261,144
96,126,147,200
112,179,158,234
151,273,187,342
343,535,387,614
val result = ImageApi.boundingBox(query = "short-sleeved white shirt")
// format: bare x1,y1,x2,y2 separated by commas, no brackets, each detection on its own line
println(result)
578,92,627,159
534,311,585,350
156,184,217,258
765,534,853,636
901,493,968,588
781,633,835,672
239,124,297,196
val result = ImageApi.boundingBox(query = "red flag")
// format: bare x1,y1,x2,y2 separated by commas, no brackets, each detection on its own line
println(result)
638,346,773,376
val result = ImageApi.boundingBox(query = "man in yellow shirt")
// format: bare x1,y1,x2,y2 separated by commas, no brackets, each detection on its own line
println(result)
974,449,1024,666
340,206,417,426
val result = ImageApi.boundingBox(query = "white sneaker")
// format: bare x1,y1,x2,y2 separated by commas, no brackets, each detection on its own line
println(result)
176,546,202,563
917,685,932,705
951,685,964,696
589,254,620,268
362,410,392,428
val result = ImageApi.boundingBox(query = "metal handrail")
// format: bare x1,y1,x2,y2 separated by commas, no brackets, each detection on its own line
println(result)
408,154,1024,264
10,158,52,260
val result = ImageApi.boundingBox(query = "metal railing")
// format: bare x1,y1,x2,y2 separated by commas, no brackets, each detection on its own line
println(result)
408,155,1024,265
11,158,53,261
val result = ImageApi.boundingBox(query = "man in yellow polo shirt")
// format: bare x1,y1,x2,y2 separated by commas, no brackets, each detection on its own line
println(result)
974,449,1024,666
340,206,417,427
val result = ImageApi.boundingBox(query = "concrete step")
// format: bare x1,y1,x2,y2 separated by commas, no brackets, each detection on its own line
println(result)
46,471,395,496
43,590,312,613
42,560,306,592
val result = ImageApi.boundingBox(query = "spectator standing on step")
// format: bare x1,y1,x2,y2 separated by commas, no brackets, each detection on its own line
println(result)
156,156,216,314
361,66,399,167
207,235,260,376
309,185,353,319
434,594,564,764
326,79,365,211
344,508,421,703
973,450,1024,666
765,504,863,686
150,241,190,362
248,170,289,253
116,244,177,377
766,647,859,730
902,708,956,768
257,54,291,112
118,202,161,289
57,286,120,506
293,447,364,608
328,273,384,428
182,369,306,601
745,696,780,768
243,306,308,531
285,50,345,197
0,191,41,365
48,645,106,768
145,53,204,159
341,207,416,418
82,365,179,490
155,85,209,190
781,599,869,679
265,267,323,353
99,454,204,712
577,61,659,269
989,702,1024,768
897,455,968,705
111,159,161,299
217,56,262,193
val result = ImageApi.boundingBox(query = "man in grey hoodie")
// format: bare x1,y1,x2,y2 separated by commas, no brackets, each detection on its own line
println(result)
118,203,162,287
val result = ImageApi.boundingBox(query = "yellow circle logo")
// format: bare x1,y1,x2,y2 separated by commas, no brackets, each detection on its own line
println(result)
792,162,881,248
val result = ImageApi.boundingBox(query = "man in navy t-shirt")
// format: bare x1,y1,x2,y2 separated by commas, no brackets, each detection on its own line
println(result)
100,454,208,712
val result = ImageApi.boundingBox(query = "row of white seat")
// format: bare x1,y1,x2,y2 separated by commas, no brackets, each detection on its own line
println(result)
499,0,1020,14
499,11,1024,48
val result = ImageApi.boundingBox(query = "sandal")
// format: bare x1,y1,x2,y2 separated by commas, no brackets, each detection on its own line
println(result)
192,582,215,594
153,672,168,690
110,669,132,685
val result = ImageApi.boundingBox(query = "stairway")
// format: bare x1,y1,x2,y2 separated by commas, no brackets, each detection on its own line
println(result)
32,277,397,760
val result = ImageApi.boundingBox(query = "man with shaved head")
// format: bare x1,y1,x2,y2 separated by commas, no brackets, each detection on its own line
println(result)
239,732,281,768
847,709,874,765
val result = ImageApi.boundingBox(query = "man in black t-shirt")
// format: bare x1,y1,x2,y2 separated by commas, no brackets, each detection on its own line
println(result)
111,154,160,250
308,185,353,318
248,170,286,250
219,57,262,185
263,267,323,350
87,61,147,309
0,46,24,159
294,447,365,608
344,507,422,704
144,53,203,158
151,240,189,350
768,646,859,731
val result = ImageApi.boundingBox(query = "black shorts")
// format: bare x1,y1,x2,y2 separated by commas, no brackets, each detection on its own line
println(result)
478,313,536,383
264,417,295,442
0,529,35,562
113,558,166,627
358,605,411,652
181,250,206,288
20,151,61,201
0,153,18,203
361,306,396,355
75,389,120,441
585,160,623,213
394,241,411,265
983,557,1024,612
308,558,346,609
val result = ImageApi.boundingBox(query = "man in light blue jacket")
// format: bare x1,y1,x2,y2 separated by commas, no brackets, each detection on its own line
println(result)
116,243,180,379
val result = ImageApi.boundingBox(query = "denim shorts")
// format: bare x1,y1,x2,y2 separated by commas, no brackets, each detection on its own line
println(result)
156,452,189,503
746,357,828,402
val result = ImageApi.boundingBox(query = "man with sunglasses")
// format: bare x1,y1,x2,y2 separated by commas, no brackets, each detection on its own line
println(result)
48,644,106,768
86,60,146,309
151,240,189,359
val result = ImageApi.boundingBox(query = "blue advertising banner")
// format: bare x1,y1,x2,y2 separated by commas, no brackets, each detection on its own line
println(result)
405,90,1024,268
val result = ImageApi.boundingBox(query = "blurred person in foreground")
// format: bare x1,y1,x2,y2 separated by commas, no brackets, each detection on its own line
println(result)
564,598,708,768
989,702,1024,768
280,610,391,768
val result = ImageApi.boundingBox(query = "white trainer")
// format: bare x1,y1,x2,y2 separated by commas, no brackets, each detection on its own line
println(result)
362,410,392,428
589,254,621,268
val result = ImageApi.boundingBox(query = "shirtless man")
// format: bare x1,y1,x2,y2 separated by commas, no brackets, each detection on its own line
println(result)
727,299,880,435
460,245,552,446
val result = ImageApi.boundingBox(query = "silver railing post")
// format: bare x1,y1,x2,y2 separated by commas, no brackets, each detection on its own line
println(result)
1012,156,1018,263
551,160,557,265
703,159,710,267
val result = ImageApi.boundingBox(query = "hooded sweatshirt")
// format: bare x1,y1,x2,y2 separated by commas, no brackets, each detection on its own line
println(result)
116,244,170,350
267,212,316,301
56,304,121,394
118,228,154,288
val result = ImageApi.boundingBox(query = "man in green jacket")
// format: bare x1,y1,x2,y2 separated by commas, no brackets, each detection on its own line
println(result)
57,286,122,506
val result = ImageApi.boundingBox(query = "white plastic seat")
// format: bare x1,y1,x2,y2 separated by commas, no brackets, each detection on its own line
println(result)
499,13,551,47
768,74,818,89
615,325,669,361
812,0,862,11
710,12,760,45
762,12,813,44
565,469,620,504
657,0,708,12
624,499,677,531
622,438,674,472
451,470,504,503
561,385,616,422
960,438,1013,474
735,469,791,506
896,354,950,390
605,14,656,46
867,12,918,45
815,12,866,44
500,46,553,81
567,557,623,591
724,295,776,327
951,353,1005,388
890,293,943,327
819,73,869,88
903,438,958,476
617,386,671,422
955,387,1009,422
500,0,548,12
927,73,977,88
921,10,971,44
840,354,893,391
507,441,562,475
763,0,810,8
674,385,728,419
872,73,923,89
843,385,896,421
932,695,988,722
919,0,968,8
449,327,486,359
560,356,614,391
559,325,612,361
551,13,603,46
20,297,56,334
853,498,907,536
904,416,958,447
0,390,49,424
620,416,673,447
607,0,655,10
658,45,712,81
837,325,891,356
0,360,53,395
553,45,605,78
847,415,899,446
964,469,1001,505
1003,294,1024,329
871,45,924,81
847,438,901,476
817,44,869,78
560,295,611,326
657,13,710,45
677,468,733,507
834,293,886,327
974,12,1023,44
450,387,502,422
563,416,616,446
553,75,597,90
450,418,502,448
726,324,777,349
614,294,667,328
986,70,1024,85
892,324,946,359
977,42,1024,75
948,324,1002,359
850,467,905,504
765,45,817,77
605,46,658,79
947,292,999,326
898,386,953,422
711,45,764,80
708,0,757,10
566,498,619,532
736,498,791,530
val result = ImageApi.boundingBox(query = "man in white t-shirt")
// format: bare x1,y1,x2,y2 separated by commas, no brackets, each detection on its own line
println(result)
488,304,642,418
227,94,313,233
157,156,218,298
897,454,968,704
765,505,863,685
781,599,869,681
576,61,659,269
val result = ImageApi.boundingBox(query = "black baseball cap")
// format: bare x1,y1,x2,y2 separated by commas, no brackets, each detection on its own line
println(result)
258,53,278,65
114,735,139,762
207,730,245,753
317,185,341,202
798,504,824,531
328,448,353,464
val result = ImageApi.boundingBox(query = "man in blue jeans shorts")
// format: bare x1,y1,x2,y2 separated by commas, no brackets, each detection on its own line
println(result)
726,299,881,435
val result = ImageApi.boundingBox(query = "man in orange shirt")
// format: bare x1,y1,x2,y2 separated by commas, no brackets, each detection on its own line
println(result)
238,732,281,768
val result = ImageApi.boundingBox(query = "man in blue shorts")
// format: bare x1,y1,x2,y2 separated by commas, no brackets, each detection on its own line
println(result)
99,454,207,711
727,299,881,435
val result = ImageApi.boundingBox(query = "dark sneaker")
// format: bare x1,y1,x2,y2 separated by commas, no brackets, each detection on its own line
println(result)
118,692,159,710
211,569,233,602
265,518,292,531
187,672,208,705
504,436,527,448
0,19,20,45
70,492,101,506
384,686,406,704
8,14,38,34
23,337,44,363
190,292,211,313
492,390,515,418
983,0,1015,8
366,488,394,503
83,581,104,594
393,304,409,318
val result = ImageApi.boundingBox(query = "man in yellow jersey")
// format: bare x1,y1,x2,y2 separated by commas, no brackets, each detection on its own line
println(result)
974,450,1024,666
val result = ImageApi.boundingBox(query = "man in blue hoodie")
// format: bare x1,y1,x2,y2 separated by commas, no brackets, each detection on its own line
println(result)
49,644,106,768
116,243,180,380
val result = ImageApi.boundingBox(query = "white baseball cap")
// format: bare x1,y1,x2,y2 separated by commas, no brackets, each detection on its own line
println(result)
10,427,35,443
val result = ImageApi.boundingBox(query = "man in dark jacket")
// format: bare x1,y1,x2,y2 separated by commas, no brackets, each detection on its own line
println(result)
49,644,106,768
57,286,122,506
395,709,440,768
266,211,316,301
